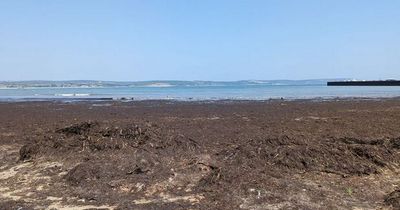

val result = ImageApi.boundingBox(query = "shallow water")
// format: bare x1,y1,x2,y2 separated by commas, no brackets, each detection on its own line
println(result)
1,84,400,101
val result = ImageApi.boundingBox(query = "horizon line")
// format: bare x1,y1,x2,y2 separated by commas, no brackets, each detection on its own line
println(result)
0,78,353,83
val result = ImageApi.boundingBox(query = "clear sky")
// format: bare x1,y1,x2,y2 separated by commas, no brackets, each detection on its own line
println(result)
0,0,399,81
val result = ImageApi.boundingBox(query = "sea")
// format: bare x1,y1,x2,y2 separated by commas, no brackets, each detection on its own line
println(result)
1,80,400,101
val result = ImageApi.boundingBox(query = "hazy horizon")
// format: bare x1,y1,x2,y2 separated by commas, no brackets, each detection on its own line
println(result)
0,78,350,83
1,1,399,81
0,78,395,83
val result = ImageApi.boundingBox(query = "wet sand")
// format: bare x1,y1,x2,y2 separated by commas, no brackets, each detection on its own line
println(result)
1,99,400,209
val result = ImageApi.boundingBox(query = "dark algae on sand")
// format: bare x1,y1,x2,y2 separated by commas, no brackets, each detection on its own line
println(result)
2,100,400,209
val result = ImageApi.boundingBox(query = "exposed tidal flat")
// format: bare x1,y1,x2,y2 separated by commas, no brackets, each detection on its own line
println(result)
1,99,400,209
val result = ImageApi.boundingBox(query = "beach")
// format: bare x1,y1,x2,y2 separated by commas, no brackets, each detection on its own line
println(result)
1,99,400,209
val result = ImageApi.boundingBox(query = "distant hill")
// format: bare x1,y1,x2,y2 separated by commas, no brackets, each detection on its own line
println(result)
0,79,350,88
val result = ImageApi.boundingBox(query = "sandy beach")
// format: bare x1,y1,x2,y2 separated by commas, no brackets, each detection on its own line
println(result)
1,99,400,209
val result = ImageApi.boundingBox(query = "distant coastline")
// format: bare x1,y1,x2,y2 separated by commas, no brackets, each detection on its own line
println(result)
0,79,346,89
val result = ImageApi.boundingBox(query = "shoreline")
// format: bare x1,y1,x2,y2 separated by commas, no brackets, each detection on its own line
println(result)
1,95,400,104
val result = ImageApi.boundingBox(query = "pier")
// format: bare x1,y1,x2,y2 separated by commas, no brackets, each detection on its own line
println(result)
327,80,400,86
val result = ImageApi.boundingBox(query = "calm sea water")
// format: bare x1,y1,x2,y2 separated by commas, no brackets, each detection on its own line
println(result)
1,84,400,101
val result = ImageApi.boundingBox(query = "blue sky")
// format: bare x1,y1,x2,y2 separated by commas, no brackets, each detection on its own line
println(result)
0,0,399,81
